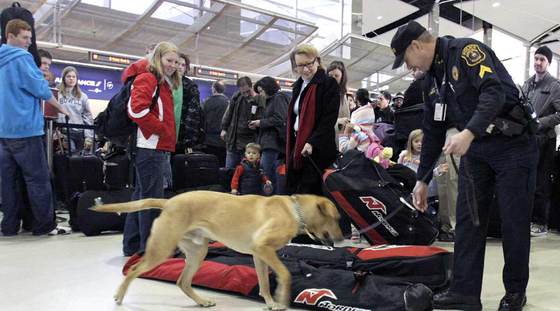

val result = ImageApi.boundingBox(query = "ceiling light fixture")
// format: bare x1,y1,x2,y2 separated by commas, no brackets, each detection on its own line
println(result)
492,2,500,8
377,16,383,20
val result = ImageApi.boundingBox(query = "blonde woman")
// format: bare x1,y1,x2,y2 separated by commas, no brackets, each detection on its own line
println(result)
58,66,94,154
123,41,180,256
286,44,340,244
286,44,340,194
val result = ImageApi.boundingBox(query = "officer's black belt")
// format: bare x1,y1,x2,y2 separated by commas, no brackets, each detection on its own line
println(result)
486,105,529,137
486,118,525,137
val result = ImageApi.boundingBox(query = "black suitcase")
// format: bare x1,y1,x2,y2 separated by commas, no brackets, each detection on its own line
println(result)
323,150,438,246
53,154,105,200
103,151,131,190
172,152,219,191
76,189,130,236
53,154,105,231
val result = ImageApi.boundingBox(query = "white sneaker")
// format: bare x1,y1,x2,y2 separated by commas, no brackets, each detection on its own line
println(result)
48,226,72,236
530,223,547,237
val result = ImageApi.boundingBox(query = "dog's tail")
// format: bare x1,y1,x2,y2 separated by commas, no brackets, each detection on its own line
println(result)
90,198,168,214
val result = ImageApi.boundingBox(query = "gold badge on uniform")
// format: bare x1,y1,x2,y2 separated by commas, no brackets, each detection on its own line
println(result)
461,44,486,67
452,66,459,81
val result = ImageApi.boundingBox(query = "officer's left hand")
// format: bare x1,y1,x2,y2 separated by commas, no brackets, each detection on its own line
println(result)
412,181,429,212
442,129,475,156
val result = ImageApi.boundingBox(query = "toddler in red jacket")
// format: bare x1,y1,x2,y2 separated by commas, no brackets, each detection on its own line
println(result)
231,143,272,195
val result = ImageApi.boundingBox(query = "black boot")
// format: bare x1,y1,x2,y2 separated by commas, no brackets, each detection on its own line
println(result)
433,289,482,311
498,292,526,311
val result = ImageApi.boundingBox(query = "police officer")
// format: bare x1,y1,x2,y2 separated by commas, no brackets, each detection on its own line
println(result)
390,21,537,311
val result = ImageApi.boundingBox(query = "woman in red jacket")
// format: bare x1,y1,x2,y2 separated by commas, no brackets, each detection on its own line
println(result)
122,41,181,256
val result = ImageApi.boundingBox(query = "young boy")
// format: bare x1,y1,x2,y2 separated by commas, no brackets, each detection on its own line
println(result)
231,143,272,195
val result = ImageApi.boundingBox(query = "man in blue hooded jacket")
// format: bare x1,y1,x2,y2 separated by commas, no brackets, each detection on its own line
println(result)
0,19,69,236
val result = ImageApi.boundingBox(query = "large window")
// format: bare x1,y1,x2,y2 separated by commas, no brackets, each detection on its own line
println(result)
240,0,351,50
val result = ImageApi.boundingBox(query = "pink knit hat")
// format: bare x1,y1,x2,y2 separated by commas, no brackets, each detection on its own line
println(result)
350,104,375,126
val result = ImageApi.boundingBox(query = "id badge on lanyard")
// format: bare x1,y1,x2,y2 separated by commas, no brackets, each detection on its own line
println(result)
433,74,448,122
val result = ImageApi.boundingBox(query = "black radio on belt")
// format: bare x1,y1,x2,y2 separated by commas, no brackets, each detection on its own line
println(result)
486,87,539,136
518,86,539,134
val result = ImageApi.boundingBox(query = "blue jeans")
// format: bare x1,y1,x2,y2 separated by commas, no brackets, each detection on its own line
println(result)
260,149,279,194
225,149,244,169
162,152,172,190
451,133,537,297
0,136,56,235
122,148,168,255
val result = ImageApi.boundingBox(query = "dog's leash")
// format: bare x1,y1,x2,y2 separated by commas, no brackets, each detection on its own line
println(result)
449,154,480,226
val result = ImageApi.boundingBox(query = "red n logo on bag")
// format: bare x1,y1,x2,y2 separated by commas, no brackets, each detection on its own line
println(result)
359,196,387,214
294,288,337,305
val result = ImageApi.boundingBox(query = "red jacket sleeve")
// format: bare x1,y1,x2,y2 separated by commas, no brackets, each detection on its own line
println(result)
127,73,164,137
230,165,244,191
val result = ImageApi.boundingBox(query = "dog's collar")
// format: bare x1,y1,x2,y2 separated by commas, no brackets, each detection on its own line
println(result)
290,195,306,233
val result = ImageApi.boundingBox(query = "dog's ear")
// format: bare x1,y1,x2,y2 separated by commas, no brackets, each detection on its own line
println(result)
316,198,339,219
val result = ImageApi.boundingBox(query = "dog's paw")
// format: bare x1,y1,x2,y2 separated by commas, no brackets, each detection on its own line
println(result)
265,302,287,311
113,294,124,305
198,299,216,307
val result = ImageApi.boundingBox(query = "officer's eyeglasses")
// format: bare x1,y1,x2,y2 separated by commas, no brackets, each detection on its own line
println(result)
295,58,317,70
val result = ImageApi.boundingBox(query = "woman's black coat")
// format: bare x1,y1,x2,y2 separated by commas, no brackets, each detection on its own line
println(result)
286,68,340,194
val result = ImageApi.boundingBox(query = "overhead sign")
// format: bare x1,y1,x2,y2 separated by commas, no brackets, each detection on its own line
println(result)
89,52,138,67
194,66,239,80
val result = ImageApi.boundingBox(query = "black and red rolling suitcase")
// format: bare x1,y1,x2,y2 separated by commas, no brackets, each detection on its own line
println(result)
322,150,438,246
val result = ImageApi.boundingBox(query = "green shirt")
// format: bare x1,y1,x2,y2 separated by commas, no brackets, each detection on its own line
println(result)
172,84,183,140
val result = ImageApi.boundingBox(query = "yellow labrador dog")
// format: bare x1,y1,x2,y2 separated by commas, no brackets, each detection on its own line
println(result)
92,191,343,310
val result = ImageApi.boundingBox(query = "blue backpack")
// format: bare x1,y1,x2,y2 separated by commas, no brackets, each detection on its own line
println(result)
95,75,159,139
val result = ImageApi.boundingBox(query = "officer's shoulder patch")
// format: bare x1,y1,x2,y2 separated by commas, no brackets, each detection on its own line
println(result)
461,44,486,67
452,66,459,81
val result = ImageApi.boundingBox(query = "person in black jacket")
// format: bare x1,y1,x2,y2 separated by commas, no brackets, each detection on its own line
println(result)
286,44,340,196
249,76,289,194
374,90,395,124
391,21,537,311
176,53,204,153
221,77,260,169
202,80,229,167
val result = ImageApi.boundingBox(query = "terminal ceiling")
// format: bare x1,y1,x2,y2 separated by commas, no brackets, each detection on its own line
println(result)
1,0,558,92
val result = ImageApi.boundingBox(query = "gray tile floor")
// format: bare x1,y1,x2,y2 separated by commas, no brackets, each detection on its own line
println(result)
1,231,559,311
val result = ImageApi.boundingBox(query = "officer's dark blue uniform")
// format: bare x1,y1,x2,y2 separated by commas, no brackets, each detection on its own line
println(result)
391,21,537,311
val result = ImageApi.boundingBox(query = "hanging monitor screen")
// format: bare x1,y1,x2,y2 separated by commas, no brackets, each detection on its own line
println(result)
194,66,239,80
89,52,137,67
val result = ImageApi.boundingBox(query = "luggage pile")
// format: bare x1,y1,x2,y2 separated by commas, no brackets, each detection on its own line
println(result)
124,243,452,311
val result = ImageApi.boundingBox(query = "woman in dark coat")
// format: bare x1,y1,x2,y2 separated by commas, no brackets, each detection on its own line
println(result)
249,76,289,193
286,44,340,196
